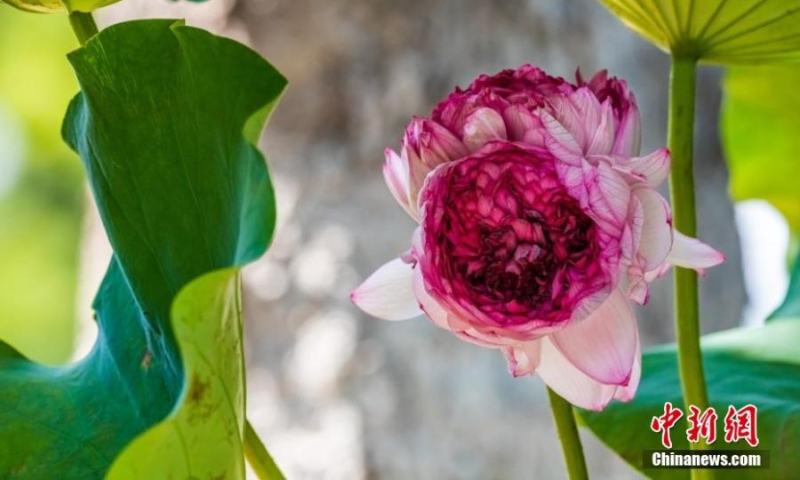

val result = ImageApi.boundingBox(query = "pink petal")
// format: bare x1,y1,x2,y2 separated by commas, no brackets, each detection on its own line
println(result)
586,162,631,231
550,288,638,386
462,107,507,152
503,105,537,142
626,264,650,305
548,95,585,148
383,148,416,219
556,165,587,210
668,230,725,272
541,110,583,166
628,148,670,188
402,119,467,207
611,102,641,157
613,335,641,402
351,257,421,321
634,187,673,270
644,262,671,282
579,68,607,89
537,336,617,411
621,194,645,264
566,88,603,149
566,288,613,324
411,261,450,329
411,263,504,347
503,341,542,377
404,145,429,209
422,121,469,166
522,127,547,148
585,100,616,156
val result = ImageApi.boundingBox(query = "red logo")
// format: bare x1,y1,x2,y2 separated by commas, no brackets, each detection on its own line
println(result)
724,404,759,447
650,402,683,449
687,406,718,444
651,403,759,449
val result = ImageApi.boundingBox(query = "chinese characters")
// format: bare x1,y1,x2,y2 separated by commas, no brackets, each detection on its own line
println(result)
650,403,759,449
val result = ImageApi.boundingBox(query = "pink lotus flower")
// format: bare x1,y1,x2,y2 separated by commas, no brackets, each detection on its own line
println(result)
353,65,724,411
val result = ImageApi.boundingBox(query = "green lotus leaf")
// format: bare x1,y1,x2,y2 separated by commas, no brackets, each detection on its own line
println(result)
769,254,800,321
0,19,286,478
1,0,65,13
579,255,800,479
597,0,800,64
722,64,800,229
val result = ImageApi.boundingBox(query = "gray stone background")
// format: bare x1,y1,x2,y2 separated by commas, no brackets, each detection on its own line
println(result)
94,0,747,478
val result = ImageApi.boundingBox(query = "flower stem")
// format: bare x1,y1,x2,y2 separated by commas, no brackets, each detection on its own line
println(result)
668,56,713,480
244,419,285,480
547,387,589,480
68,11,99,46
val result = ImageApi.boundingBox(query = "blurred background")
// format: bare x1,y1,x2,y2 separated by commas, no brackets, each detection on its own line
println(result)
0,0,791,478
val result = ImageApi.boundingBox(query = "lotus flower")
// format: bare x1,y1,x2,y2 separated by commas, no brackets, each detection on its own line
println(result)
352,65,724,410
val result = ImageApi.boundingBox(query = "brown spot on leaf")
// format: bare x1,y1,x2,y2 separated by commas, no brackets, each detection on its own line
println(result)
141,350,153,371
188,375,210,403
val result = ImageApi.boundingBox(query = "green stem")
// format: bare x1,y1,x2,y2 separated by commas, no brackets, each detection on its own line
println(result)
237,273,283,479
244,419,285,480
547,388,589,480
668,56,713,480
68,11,99,46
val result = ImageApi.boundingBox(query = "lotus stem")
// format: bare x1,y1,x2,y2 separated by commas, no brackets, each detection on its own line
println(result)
547,387,589,480
668,56,713,480
244,419,285,480
68,11,99,46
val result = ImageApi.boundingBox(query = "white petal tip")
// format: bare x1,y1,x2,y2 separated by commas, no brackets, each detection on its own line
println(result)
503,343,541,378
583,402,610,412
352,258,422,321
613,391,635,403
694,250,725,277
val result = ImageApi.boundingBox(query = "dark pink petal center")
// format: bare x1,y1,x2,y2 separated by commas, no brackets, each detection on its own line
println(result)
420,144,609,326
